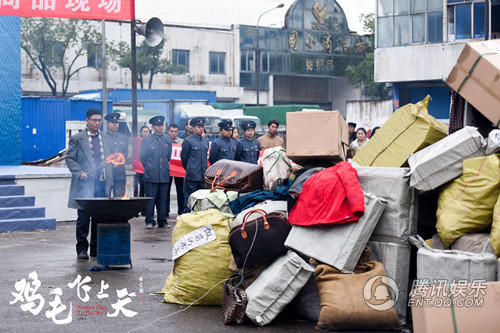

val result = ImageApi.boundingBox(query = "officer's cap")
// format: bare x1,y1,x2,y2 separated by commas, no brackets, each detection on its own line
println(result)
218,120,233,131
149,115,165,126
104,112,121,123
348,122,357,128
86,108,102,118
191,117,205,127
241,120,256,131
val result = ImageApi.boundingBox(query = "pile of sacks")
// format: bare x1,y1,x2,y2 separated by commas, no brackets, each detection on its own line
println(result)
158,144,406,331
353,95,500,331
159,96,500,331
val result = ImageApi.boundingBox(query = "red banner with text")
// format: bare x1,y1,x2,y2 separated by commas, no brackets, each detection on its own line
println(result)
0,0,134,21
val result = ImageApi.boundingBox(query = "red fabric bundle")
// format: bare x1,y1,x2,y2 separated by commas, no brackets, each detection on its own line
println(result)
288,162,364,226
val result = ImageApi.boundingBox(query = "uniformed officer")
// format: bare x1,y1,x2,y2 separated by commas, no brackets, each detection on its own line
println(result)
104,112,129,197
209,120,237,165
181,117,209,212
140,115,172,229
235,120,260,164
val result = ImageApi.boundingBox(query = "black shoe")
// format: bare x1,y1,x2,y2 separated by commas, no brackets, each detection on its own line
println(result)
77,252,89,260
158,223,167,228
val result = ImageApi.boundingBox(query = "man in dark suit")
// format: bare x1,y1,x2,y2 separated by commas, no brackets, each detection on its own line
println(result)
235,120,260,164
66,108,112,260
209,120,237,165
140,115,172,229
104,112,129,197
181,117,209,212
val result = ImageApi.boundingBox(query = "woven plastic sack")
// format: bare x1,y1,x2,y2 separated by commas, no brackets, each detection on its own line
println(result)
261,147,293,191
187,189,238,218
353,96,448,167
436,154,500,248
160,209,232,305
491,194,500,257
245,251,314,326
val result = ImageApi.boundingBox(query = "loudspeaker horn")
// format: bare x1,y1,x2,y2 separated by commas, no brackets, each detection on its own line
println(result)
135,17,164,47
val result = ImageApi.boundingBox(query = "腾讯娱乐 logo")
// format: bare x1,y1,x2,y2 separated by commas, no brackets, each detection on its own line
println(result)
363,275,399,311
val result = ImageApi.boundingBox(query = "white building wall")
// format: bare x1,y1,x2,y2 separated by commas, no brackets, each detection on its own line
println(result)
331,77,362,117
346,99,393,130
374,42,466,83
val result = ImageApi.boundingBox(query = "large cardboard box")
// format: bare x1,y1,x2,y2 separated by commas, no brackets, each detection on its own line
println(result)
286,111,349,162
447,40,500,127
412,282,500,333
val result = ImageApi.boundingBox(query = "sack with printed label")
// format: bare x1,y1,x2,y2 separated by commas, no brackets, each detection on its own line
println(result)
160,209,232,305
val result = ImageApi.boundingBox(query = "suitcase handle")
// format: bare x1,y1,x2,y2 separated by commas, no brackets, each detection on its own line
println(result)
240,209,269,239
210,169,239,192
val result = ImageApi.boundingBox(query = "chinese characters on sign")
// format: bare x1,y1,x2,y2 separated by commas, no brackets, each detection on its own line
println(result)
172,224,216,260
288,31,298,51
98,0,120,13
65,0,90,12
33,0,56,11
10,271,139,325
0,0,133,20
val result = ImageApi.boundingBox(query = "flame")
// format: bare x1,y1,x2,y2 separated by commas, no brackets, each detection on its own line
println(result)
121,180,132,200
106,153,126,167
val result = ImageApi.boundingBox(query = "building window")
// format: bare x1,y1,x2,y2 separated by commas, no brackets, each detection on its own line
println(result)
172,49,189,72
377,0,443,47
270,53,287,73
241,50,254,72
447,0,485,41
87,44,102,69
209,52,225,74
261,51,270,73
46,41,65,67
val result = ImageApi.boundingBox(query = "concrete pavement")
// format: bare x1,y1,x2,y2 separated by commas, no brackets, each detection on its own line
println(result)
1,216,316,333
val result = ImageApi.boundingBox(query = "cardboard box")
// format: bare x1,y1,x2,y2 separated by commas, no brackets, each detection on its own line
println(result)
412,282,500,333
286,111,349,162
447,40,500,128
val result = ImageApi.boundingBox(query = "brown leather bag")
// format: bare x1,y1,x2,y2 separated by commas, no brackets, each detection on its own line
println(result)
229,209,290,269
205,159,263,192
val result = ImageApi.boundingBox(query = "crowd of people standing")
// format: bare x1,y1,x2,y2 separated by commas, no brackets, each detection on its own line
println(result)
348,122,380,156
66,108,285,259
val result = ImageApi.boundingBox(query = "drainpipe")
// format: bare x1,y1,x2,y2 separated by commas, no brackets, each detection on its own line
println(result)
485,0,489,40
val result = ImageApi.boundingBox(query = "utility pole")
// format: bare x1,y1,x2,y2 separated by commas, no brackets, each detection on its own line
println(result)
255,3,284,106
101,20,108,115
130,19,138,136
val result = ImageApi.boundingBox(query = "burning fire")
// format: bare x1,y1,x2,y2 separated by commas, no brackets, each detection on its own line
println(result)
106,153,126,167
121,180,132,200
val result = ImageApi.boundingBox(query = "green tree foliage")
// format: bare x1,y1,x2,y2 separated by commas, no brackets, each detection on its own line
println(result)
345,13,391,99
21,18,103,96
111,39,186,89
361,13,375,34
